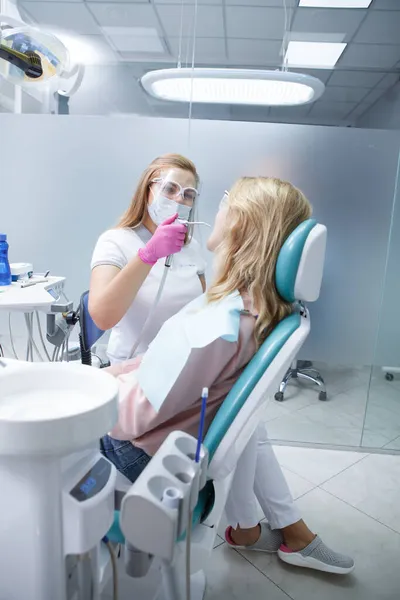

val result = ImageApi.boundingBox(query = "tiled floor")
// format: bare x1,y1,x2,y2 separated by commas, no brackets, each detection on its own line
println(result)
265,362,400,450
102,446,400,600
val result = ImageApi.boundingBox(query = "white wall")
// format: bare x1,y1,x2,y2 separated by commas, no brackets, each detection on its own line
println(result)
0,114,399,367
356,82,400,130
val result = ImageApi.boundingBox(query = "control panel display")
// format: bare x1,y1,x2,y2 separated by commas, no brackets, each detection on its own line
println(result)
47,288,58,299
70,458,111,502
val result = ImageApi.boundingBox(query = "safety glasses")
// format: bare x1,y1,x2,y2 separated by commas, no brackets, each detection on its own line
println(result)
151,178,199,206
219,190,230,210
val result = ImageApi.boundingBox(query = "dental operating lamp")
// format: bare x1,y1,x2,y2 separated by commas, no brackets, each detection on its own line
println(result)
0,43,43,78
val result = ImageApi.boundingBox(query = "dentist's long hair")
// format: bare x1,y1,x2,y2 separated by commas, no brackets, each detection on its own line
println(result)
208,177,312,347
117,153,200,245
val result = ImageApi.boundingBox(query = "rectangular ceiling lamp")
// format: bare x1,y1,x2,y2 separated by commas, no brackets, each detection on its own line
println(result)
285,41,347,68
299,0,372,7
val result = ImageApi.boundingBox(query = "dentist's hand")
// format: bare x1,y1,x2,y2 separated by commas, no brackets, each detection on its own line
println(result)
138,214,187,265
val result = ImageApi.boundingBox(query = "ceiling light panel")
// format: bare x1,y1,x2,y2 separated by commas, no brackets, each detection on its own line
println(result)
285,41,346,68
292,7,366,40
299,1,372,7
141,69,325,107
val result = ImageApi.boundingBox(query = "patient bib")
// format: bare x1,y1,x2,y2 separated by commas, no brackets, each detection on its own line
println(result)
137,291,244,411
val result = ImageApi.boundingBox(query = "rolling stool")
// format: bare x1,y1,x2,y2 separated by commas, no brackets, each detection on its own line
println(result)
275,358,327,401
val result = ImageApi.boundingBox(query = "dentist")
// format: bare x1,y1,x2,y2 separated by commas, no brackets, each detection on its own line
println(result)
90,154,206,364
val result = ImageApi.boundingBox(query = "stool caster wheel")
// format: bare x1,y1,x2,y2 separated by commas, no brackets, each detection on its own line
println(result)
385,373,394,382
319,391,327,401
275,392,284,402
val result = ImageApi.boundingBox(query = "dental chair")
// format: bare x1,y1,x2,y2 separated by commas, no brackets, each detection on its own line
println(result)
78,290,109,368
102,218,327,599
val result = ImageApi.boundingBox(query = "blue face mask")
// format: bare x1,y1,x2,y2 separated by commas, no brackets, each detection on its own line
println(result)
148,194,192,226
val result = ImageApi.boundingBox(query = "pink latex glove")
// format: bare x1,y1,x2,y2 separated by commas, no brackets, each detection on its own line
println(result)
138,214,187,265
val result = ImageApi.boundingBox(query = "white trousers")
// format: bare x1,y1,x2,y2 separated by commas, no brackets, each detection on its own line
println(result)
225,423,301,530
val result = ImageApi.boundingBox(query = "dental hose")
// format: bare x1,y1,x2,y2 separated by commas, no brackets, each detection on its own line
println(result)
127,261,170,360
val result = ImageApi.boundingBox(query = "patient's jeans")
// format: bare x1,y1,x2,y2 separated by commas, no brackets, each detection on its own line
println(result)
100,435,151,483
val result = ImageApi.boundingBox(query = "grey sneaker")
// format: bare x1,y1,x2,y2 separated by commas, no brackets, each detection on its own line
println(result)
225,522,283,553
278,535,355,574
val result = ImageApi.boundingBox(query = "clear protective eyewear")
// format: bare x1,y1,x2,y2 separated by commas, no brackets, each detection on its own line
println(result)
151,178,199,207
219,190,230,210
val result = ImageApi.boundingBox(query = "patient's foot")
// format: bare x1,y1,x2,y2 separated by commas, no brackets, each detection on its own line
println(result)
281,519,316,551
225,522,282,553
279,520,354,574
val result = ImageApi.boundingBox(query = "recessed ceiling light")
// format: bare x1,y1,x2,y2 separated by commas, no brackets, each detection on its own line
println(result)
285,41,347,68
299,0,372,7
141,68,325,107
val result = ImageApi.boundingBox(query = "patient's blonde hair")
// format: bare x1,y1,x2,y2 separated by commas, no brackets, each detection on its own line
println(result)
207,177,312,347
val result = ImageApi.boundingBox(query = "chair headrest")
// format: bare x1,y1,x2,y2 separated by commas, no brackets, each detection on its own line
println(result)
275,219,327,303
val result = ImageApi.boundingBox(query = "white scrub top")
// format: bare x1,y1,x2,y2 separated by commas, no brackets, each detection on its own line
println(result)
91,226,207,363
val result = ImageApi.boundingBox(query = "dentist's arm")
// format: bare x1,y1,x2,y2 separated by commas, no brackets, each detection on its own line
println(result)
89,215,186,331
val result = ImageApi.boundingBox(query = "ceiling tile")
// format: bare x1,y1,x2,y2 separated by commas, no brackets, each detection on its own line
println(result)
87,3,159,29
323,85,370,102
104,29,165,53
338,44,400,68
291,67,332,83
61,33,119,64
377,73,399,88
155,0,221,3
21,0,83,3
308,100,356,118
354,10,400,44
291,8,366,41
227,39,282,66
155,4,224,37
362,87,387,105
21,2,100,34
167,37,227,63
371,0,400,9
84,0,150,3
269,105,313,118
327,70,386,87
230,105,271,121
225,6,285,40
347,103,373,121
226,0,296,5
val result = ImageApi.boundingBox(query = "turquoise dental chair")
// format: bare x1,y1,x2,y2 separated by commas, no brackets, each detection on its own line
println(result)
102,218,327,591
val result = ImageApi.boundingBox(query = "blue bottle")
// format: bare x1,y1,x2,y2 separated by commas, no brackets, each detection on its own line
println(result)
0,234,12,286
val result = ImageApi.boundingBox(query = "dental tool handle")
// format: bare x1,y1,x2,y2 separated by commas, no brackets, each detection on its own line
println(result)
165,254,173,267
195,388,208,463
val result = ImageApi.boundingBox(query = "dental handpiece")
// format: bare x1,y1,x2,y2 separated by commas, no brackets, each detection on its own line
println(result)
164,220,211,267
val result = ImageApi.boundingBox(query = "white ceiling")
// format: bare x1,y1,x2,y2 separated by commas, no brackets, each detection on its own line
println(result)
14,0,400,125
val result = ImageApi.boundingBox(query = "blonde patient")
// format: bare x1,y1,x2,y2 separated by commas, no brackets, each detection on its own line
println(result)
101,177,355,575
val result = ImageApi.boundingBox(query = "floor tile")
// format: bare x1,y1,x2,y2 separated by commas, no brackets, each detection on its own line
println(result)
267,412,362,446
298,392,366,430
238,488,400,600
272,445,366,486
280,466,316,500
322,454,400,533
384,435,400,450
205,543,291,600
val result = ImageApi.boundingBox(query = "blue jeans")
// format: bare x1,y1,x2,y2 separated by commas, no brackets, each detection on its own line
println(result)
100,435,151,483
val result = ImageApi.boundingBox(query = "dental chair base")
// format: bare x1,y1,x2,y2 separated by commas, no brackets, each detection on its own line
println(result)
275,359,327,402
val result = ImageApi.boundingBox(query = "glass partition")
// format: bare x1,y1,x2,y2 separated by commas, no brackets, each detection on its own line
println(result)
361,152,400,450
